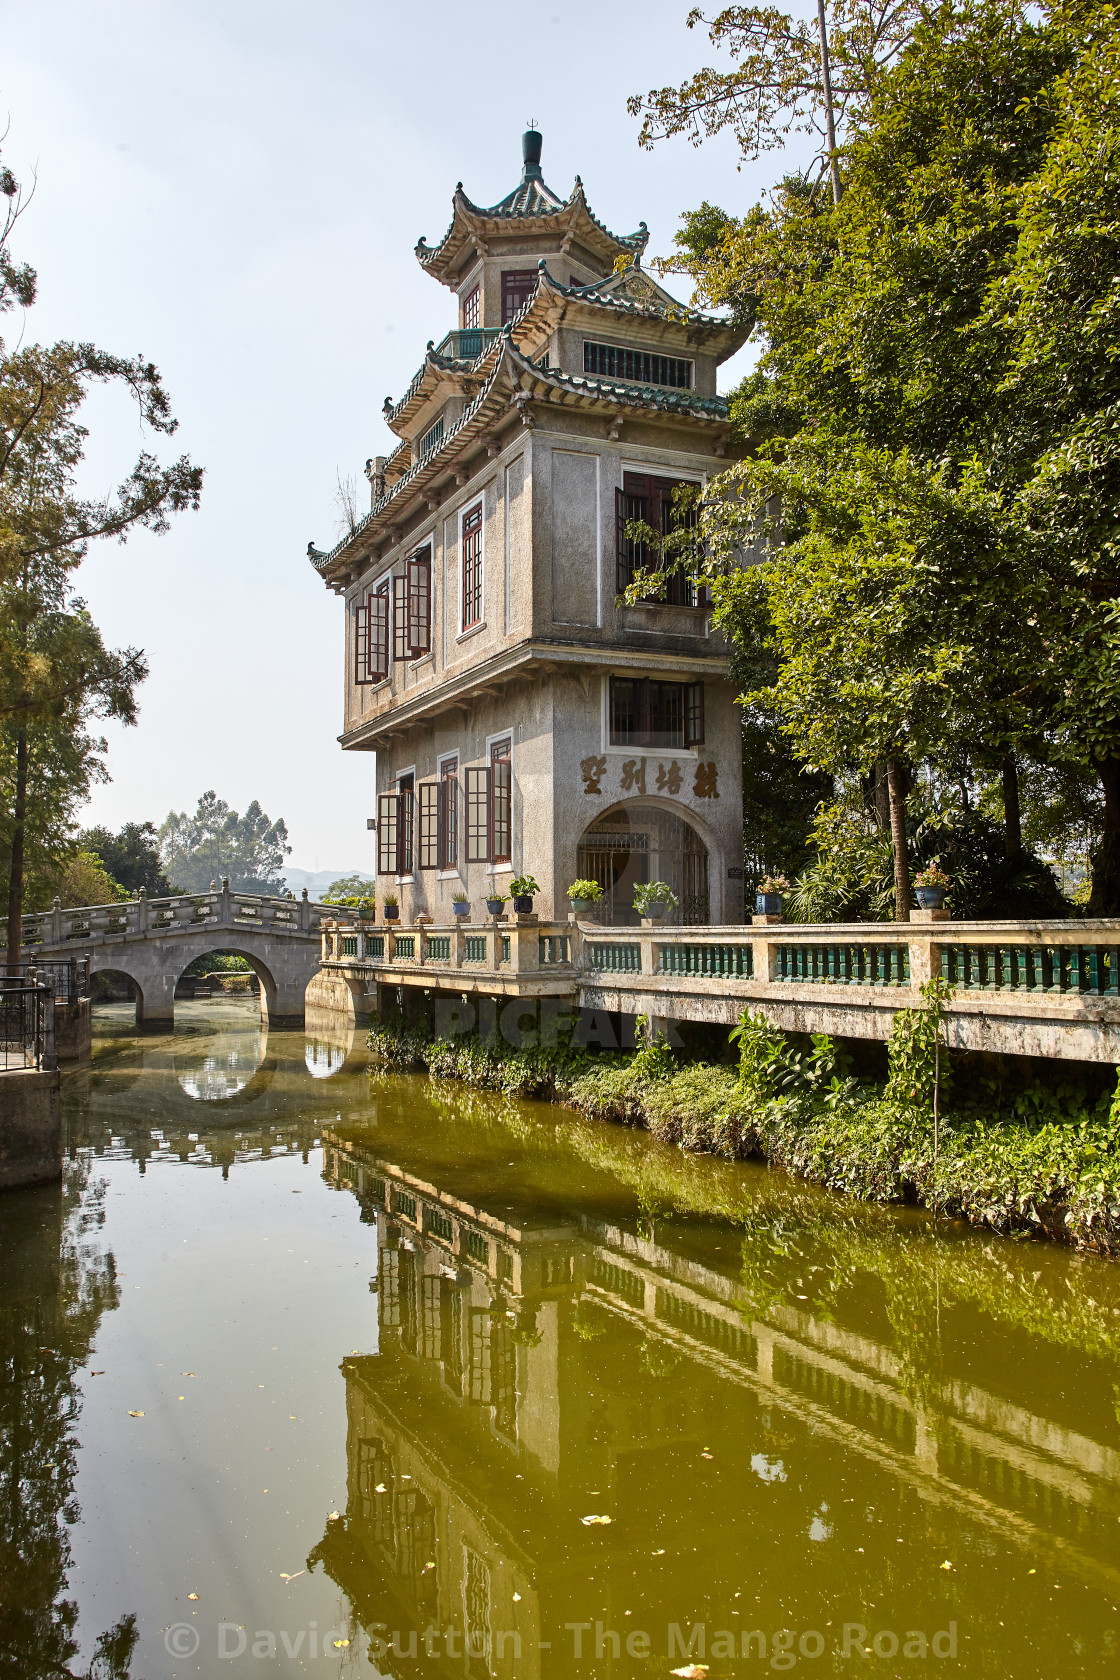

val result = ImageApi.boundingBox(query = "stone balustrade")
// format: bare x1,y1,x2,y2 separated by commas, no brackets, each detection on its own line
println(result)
6,880,324,949
320,912,1120,1061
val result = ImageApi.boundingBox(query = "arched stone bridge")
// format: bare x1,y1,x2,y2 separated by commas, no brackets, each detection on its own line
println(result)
10,883,328,1031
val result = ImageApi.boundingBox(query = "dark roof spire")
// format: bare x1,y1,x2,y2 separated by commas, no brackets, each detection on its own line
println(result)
522,127,543,180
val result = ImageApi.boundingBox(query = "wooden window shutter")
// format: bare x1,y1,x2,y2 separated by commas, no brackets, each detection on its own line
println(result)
393,575,408,662
371,586,390,680
615,486,631,593
354,600,372,684
377,792,399,875
418,782,439,870
490,742,512,864
438,766,458,869
685,682,705,746
465,767,491,862
407,552,431,657
397,787,415,875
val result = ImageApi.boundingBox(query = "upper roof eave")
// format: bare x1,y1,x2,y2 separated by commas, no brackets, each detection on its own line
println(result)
415,180,649,287
309,335,734,585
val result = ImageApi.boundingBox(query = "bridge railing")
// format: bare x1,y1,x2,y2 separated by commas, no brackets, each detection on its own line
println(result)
3,881,326,950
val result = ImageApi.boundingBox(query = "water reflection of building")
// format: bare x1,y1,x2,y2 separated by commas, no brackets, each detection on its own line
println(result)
311,1131,1120,1676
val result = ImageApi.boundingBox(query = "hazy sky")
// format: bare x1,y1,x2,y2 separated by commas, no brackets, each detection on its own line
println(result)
4,0,785,875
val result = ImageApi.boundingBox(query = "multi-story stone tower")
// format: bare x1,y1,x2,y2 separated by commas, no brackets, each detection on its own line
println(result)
309,131,747,925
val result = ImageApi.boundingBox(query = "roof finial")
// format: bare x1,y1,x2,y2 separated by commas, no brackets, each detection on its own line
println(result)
522,126,543,180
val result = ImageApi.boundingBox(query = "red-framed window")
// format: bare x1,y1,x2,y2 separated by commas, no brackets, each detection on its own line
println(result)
461,503,483,629
615,472,705,604
501,270,536,324
609,678,705,749
461,286,480,330
490,738,512,864
393,575,408,663
407,549,431,657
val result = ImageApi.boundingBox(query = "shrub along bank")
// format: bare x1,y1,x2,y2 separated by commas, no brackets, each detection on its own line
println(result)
367,989,1120,1256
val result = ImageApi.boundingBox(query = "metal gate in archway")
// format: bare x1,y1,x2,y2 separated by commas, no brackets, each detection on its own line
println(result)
577,805,710,926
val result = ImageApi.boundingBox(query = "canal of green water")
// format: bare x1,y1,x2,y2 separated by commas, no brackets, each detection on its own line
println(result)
2,998,1120,1677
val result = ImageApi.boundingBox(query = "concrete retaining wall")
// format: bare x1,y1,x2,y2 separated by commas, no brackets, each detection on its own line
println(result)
0,1068,62,1189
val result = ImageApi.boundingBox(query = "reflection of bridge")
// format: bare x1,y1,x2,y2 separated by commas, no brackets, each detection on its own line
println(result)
311,1128,1120,1677
8,883,327,1031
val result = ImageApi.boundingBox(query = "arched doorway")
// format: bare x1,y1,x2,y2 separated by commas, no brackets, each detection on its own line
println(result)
577,803,710,926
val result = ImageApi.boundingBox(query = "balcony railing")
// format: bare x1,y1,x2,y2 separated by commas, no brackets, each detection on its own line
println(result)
434,328,501,363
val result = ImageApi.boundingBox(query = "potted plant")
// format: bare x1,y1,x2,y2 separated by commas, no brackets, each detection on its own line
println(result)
452,890,471,918
356,896,375,921
509,874,539,914
567,878,603,916
486,890,508,918
913,859,951,911
755,874,791,916
382,892,400,922
633,881,679,921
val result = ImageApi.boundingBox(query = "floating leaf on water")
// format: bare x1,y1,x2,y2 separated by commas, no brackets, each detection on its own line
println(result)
187,1593,199,1601
328,1510,340,1521
280,1571,304,1582
127,1410,144,1418
580,1514,611,1526
940,1560,953,1570
671,1667,709,1678
375,1483,388,1493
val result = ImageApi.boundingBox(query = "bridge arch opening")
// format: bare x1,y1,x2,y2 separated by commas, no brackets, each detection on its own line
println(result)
172,948,279,1028
576,800,714,926
88,965,146,1031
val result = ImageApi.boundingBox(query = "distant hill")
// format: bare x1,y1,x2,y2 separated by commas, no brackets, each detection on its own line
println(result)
284,867,373,897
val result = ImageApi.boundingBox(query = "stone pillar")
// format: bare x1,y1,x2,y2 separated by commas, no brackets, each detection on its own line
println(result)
510,915,540,974
50,896,63,943
136,886,149,933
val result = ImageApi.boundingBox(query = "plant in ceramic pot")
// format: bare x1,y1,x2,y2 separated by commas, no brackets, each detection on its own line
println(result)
633,881,679,921
382,892,400,922
509,874,539,914
356,897,375,921
486,890,508,918
452,890,471,918
755,873,791,916
913,859,951,911
567,878,603,916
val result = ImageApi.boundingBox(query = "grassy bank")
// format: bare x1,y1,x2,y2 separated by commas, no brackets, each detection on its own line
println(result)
366,1010,1120,1256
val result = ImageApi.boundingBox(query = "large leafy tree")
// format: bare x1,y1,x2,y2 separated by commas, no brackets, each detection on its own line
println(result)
158,791,291,894
650,0,1120,910
0,139,202,963
78,821,171,898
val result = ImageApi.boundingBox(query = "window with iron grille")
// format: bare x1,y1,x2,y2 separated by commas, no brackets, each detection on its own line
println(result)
419,416,444,458
465,767,490,863
585,340,692,388
490,739,511,864
406,549,431,657
461,285,480,330
609,677,705,748
616,472,705,604
461,502,483,628
501,269,536,323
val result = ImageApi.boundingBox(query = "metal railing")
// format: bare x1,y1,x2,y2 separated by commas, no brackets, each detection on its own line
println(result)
0,980,53,1070
0,956,89,1002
